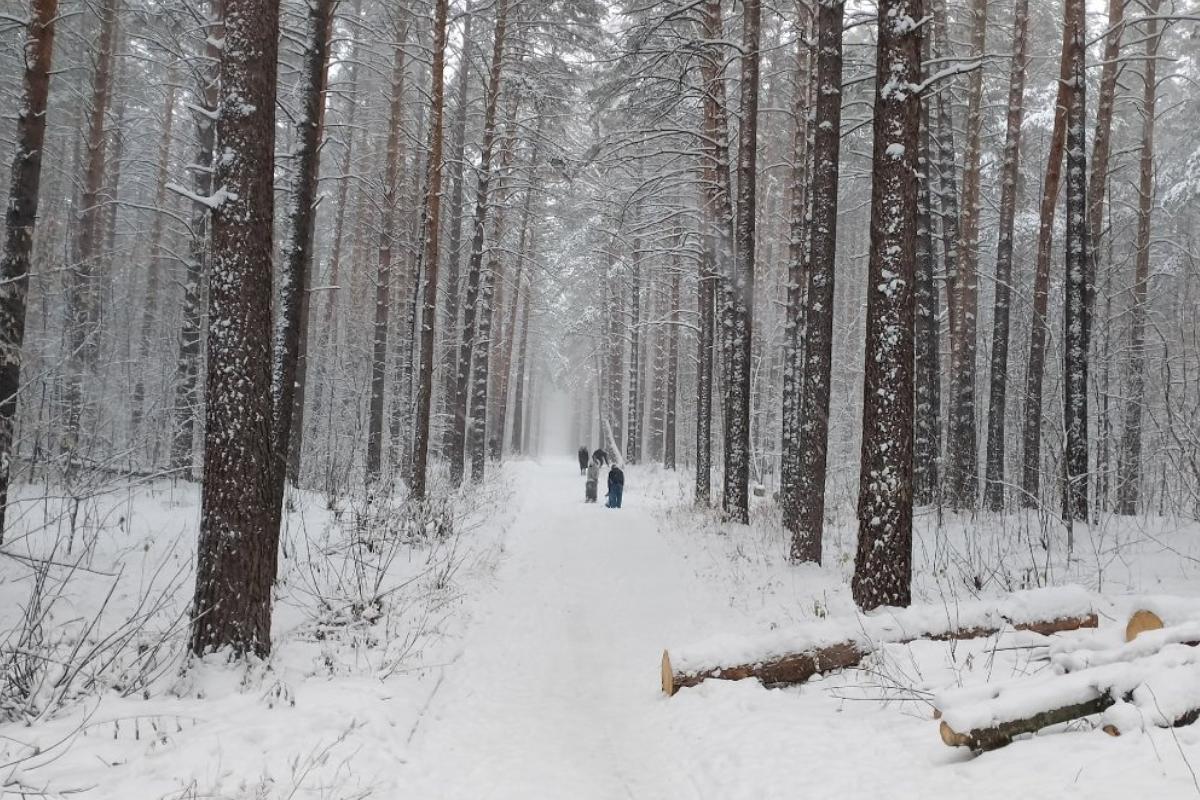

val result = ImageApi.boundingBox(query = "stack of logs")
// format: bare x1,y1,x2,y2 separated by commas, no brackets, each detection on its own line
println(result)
936,608,1200,750
661,588,1200,752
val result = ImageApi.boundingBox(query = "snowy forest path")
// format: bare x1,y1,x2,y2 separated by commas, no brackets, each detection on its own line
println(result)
400,459,705,799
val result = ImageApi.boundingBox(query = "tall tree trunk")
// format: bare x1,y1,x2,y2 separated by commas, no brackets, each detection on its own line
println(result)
1115,0,1159,515
664,259,680,469
409,0,450,499
131,64,178,444
724,0,760,525
788,0,841,562
1087,0,1125,511
1020,24,1072,509
190,0,281,657
274,0,335,494
172,0,223,480
913,35,941,507
1086,0,1124,296
450,0,507,484
982,0,1030,510
510,277,532,454
64,0,119,454
947,0,987,509
365,20,409,482
439,1,474,456
852,0,921,611
626,230,643,463
695,178,716,505
0,0,59,540
780,18,813,535
1062,0,1090,524
697,0,734,506
307,5,362,479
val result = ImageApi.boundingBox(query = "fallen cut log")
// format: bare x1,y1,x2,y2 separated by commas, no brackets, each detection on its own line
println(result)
1126,609,1164,641
663,585,1097,696
940,696,1115,750
939,643,1200,750
663,641,867,696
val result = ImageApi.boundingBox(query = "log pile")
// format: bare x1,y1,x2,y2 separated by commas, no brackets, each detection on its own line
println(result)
662,585,1097,696
937,607,1200,751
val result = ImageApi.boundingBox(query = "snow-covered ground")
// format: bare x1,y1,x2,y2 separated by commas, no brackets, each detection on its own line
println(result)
3,460,1200,798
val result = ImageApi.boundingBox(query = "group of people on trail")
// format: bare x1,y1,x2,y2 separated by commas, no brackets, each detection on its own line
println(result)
577,446,624,508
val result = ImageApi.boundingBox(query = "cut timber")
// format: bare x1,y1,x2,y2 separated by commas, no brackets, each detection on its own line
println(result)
939,644,1200,750
939,695,1115,750
663,586,1097,696
662,642,866,696
1126,609,1164,641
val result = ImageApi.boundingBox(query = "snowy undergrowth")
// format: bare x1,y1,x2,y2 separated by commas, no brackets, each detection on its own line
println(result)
644,465,1200,793
0,466,517,798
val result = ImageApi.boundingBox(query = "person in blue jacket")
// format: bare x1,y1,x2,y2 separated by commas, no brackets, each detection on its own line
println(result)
605,465,624,509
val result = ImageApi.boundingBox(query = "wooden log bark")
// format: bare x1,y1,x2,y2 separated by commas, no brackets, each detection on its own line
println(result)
940,695,1115,751
940,640,1200,750
663,588,1097,696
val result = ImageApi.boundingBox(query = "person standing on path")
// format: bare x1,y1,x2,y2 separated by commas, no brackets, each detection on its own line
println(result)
605,465,624,508
577,445,589,475
585,457,601,502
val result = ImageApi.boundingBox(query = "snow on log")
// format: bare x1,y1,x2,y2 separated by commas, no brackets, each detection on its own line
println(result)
938,643,1200,750
663,585,1096,696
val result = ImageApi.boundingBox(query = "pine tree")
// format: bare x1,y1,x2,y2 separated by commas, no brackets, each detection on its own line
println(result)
0,0,59,541
190,0,282,657
852,0,921,611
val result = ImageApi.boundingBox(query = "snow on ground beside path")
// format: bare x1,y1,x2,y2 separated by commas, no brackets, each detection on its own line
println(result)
3,460,1200,797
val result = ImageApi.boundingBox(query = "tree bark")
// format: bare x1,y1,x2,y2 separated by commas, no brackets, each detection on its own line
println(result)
190,0,281,657
64,0,119,454
666,611,1096,696
172,0,223,480
625,230,643,464
409,0,451,499
1116,0,1160,515
274,0,335,495
788,0,840,563
697,0,734,508
1020,24,1072,509
724,0,760,525
1062,0,1090,523
365,21,409,482
913,38,941,507
0,0,59,540
852,0,921,611
438,1,474,457
946,0,987,509
450,0,508,485
982,0,1030,510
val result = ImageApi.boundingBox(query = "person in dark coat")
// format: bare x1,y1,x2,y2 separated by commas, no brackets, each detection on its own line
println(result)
577,446,589,475
605,465,624,509
592,448,608,467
